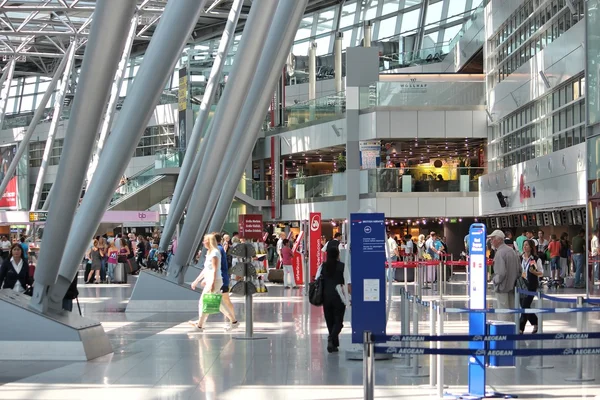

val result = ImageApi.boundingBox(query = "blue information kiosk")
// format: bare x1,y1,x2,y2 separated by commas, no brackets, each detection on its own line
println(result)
350,213,386,344
468,223,487,397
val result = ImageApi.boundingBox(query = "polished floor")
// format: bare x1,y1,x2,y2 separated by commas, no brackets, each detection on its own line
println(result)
1,272,600,399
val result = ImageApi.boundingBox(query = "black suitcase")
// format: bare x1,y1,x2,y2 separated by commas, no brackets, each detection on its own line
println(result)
394,267,415,282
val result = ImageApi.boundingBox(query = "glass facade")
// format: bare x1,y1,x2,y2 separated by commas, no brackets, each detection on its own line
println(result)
488,75,585,171
487,0,584,89
28,139,64,168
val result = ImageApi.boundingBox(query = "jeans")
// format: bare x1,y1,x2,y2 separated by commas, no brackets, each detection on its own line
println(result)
495,292,515,322
386,256,398,282
100,258,107,282
107,263,116,281
550,256,560,271
573,253,584,286
282,264,296,287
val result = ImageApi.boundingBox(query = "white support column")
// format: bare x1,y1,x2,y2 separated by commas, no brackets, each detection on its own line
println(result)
86,15,138,187
0,52,71,198
308,40,317,120
160,0,244,250
30,0,139,313
0,59,15,130
363,21,372,47
30,42,77,211
334,32,343,94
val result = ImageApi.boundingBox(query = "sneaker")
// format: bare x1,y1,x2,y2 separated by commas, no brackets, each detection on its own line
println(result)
225,321,239,331
195,325,204,332
188,319,199,326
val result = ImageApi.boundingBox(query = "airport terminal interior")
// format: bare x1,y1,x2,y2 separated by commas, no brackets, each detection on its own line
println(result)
0,0,600,399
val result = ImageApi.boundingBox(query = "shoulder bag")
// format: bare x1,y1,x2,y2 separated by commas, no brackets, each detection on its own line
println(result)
309,276,324,306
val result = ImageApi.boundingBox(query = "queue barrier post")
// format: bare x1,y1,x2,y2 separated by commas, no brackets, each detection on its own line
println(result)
429,299,437,387
401,293,429,378
437,300,445,399
566,296,594,382
402,287,410,336
363,331,375,400
386,261,393,324
513,287,520,334
527,291,554,370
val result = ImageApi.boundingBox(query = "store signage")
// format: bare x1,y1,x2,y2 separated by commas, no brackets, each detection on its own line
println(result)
309,212,322,279
350,213,386,343
29,212,47,223
468,223,487,396
397,78,428,93
292,231,304,285
238,214,263,241
359,140,381,169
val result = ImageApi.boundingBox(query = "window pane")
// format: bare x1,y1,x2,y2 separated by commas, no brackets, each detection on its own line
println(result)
425,1,444,28
382,0,401,15
377,16,397,40
339,1,357,29
401,8,421,33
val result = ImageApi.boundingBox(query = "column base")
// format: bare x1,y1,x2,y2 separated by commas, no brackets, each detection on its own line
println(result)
126,270,199,312
0,290,113,361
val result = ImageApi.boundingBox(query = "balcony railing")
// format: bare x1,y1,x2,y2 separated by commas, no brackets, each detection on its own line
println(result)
360,79,484,109
240,179,269,201
285,173,337,200
155,148,180,169
266,91,346,132
368,167,482,193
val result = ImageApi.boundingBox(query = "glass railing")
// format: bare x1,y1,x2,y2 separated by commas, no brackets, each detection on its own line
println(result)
447,0,486,51
284,174,335,200
281,91,346,131
367,167,483,193
238,179,269,201
360,79,484,109
379,41,453,71
155,148,180,169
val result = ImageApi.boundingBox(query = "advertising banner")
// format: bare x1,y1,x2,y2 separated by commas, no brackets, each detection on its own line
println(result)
350,213,386,343
177,67,188,153
309,212,322,279
292,231,304,284
270,136,281,219
238,214,264,240
0,145,18,209
468,223,487,396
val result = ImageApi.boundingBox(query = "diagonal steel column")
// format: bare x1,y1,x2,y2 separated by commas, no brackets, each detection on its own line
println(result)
30,0,138,313
167,0,280,284
160,0,244,251
30,42,77,211
206,0,308,237
0,59,15,130
86,15,138,187
48,0,208,310
0,53,70,198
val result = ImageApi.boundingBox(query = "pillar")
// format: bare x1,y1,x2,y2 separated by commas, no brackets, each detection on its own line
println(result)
166,0,280,285
363,21,372,47
160,0,244,251
30,0,138,313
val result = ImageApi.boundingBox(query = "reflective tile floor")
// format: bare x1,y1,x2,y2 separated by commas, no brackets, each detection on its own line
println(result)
1,272,600,399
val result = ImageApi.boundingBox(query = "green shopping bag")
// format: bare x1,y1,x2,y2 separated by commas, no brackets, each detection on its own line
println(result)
202,293,222,314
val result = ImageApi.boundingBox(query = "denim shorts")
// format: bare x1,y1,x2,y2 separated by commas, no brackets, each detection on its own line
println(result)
550,256,560,271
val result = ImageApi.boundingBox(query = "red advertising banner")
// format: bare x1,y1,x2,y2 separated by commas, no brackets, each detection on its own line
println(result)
0,145,18,209
292,231,304,284
0,177,17,209
270,136,276,219
238,214,264,241
309,212,322,279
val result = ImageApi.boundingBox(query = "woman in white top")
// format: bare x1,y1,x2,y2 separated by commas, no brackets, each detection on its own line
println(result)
191,233,224,331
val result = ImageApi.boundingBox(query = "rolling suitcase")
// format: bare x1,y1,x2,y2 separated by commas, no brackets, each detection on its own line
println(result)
114,263,127,284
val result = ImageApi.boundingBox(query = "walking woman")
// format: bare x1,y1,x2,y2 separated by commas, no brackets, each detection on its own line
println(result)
0,243,29,292
281,239,297,289
316,247,351,353
191,233,224,331
86,239,104,284
519,239,544,334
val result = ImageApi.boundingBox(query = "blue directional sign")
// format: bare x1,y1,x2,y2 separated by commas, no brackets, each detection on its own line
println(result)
468,223,487,397
350,213,386,343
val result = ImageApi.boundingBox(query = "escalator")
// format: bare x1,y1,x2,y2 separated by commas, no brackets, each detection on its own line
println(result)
108,161,176,211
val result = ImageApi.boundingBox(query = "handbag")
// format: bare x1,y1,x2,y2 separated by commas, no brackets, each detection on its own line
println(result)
308,276,324,306
515,276,529,301
202,293,222,314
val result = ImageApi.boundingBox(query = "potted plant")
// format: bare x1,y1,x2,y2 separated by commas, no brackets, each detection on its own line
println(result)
337,153,346,173
296,168,306,199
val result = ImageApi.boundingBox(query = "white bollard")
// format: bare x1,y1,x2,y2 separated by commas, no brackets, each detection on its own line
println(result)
363,331,375,400
527,292,553,370
566,297,594,382
429,300,437,387
437,300,445,398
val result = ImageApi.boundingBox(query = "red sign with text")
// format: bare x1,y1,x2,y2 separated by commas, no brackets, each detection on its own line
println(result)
309,212,322,280
270,136,276,219
0,176,17,209
238,214,264,241
292,231,304,284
